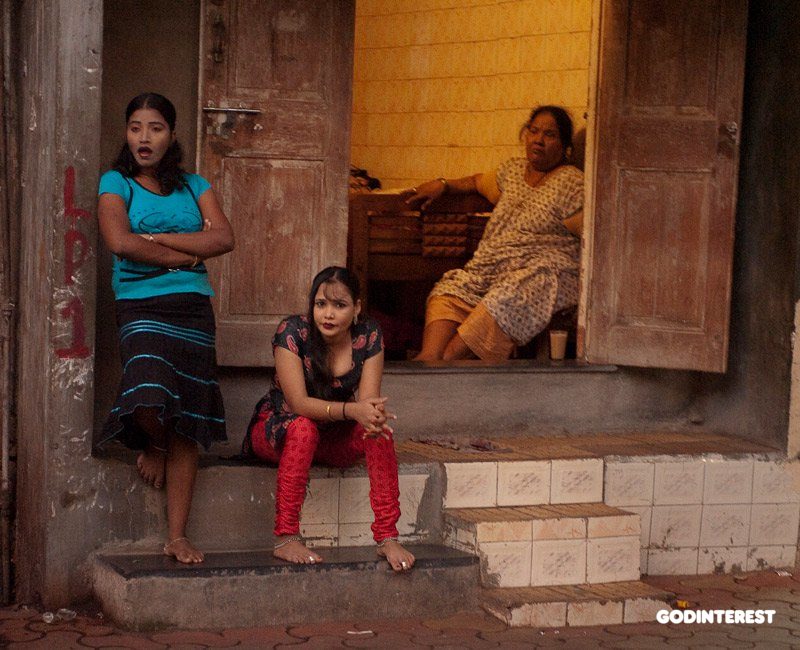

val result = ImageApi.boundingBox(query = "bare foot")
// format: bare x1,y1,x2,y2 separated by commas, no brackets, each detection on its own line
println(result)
273,537,323,565
136,446,166,489
377,539,415,572
163,537,204,564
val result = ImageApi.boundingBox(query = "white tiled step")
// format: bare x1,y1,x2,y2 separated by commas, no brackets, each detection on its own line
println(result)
481,580,674,628
444,458,604,508
444,503,641,587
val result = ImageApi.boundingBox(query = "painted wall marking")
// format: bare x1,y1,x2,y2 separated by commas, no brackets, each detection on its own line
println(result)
56,166,91,359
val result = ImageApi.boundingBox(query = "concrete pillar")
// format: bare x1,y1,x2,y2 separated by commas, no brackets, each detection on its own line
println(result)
15,0,102,605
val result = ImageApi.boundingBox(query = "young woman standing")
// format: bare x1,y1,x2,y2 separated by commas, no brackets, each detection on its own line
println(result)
97,93,234,563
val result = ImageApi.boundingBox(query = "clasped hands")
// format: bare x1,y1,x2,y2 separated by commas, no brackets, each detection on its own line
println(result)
351,396,396,440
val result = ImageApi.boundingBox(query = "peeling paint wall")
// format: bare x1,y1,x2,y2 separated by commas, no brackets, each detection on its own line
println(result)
15,0,103,605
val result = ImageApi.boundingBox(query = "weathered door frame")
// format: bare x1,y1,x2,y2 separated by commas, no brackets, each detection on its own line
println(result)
13,0,103,606
576,0,603,362
0,0,20,604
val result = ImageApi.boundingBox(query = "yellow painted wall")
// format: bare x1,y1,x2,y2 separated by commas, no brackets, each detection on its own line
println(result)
351,0,592,189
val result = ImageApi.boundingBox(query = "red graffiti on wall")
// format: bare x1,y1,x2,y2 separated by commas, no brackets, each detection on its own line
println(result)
56,166,91,359
64,166,92,225
55,296,90,359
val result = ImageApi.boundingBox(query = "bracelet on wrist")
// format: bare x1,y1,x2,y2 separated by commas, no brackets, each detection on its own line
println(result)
436,177,448,192
190,255,199,268
325,403,334,421
342,401,347,420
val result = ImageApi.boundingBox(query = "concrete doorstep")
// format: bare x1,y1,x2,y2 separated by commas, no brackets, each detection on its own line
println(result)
90,544,478,630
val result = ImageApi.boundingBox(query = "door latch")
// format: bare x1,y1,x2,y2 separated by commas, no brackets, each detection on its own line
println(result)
202,105,263,138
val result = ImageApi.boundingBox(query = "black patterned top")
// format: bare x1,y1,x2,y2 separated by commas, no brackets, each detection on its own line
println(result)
244,314,383,451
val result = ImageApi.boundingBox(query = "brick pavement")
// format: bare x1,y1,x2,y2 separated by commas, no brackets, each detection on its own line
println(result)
2,570,800,648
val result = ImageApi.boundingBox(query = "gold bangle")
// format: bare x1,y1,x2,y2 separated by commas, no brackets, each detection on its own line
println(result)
326,403,333,421
190,255,199,268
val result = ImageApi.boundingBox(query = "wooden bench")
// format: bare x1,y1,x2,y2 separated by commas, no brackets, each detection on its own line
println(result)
347,192,493,310
347,191,576,360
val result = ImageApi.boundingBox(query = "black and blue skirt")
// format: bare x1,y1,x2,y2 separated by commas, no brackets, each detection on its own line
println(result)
100,292,226,451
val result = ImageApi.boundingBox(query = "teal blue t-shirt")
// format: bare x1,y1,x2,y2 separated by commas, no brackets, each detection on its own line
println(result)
98,170,215,300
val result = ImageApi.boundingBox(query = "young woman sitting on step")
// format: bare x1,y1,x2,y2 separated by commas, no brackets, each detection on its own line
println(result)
243,266,415,572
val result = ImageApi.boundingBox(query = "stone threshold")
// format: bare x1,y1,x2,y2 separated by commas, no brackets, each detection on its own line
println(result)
397,431,781,463
385,359,618,374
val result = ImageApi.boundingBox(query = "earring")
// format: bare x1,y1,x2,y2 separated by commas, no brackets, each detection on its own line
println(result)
353,314,359,326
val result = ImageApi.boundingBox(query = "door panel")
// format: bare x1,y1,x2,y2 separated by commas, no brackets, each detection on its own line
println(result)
584,0,746,372
220,158,321,316
199,0,354,366
615,171,709,328
626,1,718,108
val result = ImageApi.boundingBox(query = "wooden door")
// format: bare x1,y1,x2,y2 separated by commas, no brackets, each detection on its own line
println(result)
582,0,747,372
199,0,354,365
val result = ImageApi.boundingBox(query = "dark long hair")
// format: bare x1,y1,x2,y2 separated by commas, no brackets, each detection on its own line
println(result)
519,105,574,161
305,266,361,400
112,93,186,194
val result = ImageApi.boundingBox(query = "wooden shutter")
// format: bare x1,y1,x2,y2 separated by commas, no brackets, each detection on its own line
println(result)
582,0,747,372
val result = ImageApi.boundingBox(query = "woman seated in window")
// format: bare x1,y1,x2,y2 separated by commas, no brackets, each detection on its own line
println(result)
405,105,584,362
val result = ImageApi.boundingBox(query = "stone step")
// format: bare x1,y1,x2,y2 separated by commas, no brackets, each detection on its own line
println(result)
90,544,478,630
442,457,604,508
94,456,441,550
444,503,640,587
481,580,674,628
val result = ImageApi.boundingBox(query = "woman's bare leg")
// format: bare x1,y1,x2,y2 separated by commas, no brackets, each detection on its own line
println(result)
133,407,167,489
413,319,459,361
442,332,478,361
163,433,204,564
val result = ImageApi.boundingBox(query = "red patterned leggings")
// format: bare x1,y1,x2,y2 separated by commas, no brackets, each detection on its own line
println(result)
251,416,401,542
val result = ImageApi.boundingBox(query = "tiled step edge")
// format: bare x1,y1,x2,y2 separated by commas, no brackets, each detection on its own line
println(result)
481,581,674,628
443,457,604,508
444,503,640,587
